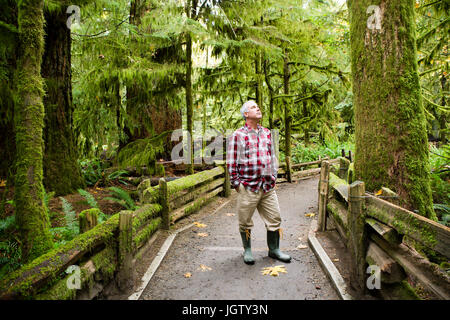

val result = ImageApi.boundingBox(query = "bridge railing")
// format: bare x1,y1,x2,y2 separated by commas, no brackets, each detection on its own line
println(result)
317,158,450,299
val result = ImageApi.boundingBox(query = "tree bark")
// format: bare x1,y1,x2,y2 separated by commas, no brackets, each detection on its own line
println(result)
41,8,85,196
283,49,292,182
348,0,436,219
14,0,53,262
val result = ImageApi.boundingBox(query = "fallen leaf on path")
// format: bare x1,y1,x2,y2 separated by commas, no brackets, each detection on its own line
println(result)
333,258,340,262
198,264,212,272
197,232,209,237
184,272,192,278
261,265,287,277
297,244,308,249
226,213,236,217
194,222,207,228
305,213,316,218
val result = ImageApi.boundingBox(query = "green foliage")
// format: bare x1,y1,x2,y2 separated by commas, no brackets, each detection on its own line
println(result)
51,197,79,244
0,240,22,280
107,169,130,185
0,215,15,233
104,187,137,211
77,189,99,209
286,136,355,163
79,158,105,186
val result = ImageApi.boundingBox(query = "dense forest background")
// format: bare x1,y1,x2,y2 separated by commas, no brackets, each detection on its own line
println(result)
0,0,448,277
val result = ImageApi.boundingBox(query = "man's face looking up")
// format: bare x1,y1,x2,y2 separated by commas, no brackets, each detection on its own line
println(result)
244,103,262,121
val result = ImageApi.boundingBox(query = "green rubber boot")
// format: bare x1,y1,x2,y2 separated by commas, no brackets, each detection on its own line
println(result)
240,230,255,265
267,230,291,263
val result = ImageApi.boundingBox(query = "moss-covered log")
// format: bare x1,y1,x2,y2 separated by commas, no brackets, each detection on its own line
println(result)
170,177,224,211
329,172,349,203
13,0,53,262
34,245,117,300
366,195,450,258
133,217,161,250
140,166,224,204
0,213,119,299
41,7,85,195
170,186,223,224
348,0,435,220
132,204,162,234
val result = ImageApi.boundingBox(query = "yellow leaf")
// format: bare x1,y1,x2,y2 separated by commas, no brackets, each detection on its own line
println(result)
375,189,382,196
193,222,207,228
0,180,6,187
226,213,235,217
305,213,316,218
198,264,212,272
261,265,287,277
184,272,192,278
297,244,308,250
333,258,340,262
197,232,209,237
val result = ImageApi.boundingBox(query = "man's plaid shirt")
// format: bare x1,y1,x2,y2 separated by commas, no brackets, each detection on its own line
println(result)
226,123,278,193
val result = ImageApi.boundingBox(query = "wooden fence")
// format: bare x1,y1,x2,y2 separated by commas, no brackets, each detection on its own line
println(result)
0,164,228,300
0,155,341,300
317,158,450,299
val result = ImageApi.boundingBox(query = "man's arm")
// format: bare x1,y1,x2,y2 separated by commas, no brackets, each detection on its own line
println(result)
269,131,278,182
226,132,241,189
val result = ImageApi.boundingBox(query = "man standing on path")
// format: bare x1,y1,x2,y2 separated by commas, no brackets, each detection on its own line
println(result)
226,100,291,265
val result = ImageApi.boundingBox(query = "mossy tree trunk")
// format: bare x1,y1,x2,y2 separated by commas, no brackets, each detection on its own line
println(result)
348,0,436,220
41,8,85,196
14,0,53,262
185,0,196,174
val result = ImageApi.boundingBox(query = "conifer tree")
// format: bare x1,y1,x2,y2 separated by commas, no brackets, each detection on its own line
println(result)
14,0,53,262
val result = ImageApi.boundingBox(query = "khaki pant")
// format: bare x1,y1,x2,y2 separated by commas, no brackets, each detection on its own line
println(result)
236,184,282,232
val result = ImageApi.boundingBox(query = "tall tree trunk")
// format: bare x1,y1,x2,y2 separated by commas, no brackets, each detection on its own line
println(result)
348,0,436,220
263,58,274,129
14,0,53,262
283,49,292,182
185,0,196,174
255,51,263,110
185,32,194,174
41,8,85,196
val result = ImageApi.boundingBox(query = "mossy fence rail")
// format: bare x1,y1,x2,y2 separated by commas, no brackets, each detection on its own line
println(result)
0,157,334,300
317,158,450,299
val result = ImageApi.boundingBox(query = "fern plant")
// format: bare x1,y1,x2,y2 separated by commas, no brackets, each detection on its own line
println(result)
104,187,137,210
77,189,99,209
0,241,22,280
0,215,16,234
51,197,79,243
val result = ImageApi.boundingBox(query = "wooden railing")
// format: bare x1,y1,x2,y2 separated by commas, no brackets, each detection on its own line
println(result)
0,164,228,300
317,158,450,299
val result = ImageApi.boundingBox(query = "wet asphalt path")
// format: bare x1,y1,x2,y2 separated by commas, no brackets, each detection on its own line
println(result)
139,176,339,300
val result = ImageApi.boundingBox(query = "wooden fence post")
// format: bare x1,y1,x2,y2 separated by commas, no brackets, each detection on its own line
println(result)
117,210,134,290
159,178,170,229
348,181,367,291
223,164,231,198
317,161,330,232
339,156,350,181
79,208,99,234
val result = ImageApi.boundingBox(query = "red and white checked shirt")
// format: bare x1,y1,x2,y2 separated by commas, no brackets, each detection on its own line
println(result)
226,123,278,193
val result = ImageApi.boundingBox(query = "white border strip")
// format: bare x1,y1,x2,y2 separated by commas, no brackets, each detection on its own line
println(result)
128,198,232,300
307,220,353,300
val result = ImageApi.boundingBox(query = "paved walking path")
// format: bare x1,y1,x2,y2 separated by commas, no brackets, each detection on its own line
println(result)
139,177,339,300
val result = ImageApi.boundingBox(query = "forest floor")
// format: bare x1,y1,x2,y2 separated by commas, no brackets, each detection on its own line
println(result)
105,175,377,300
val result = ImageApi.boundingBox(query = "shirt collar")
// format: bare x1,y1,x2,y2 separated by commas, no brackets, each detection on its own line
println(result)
244,122,261,133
